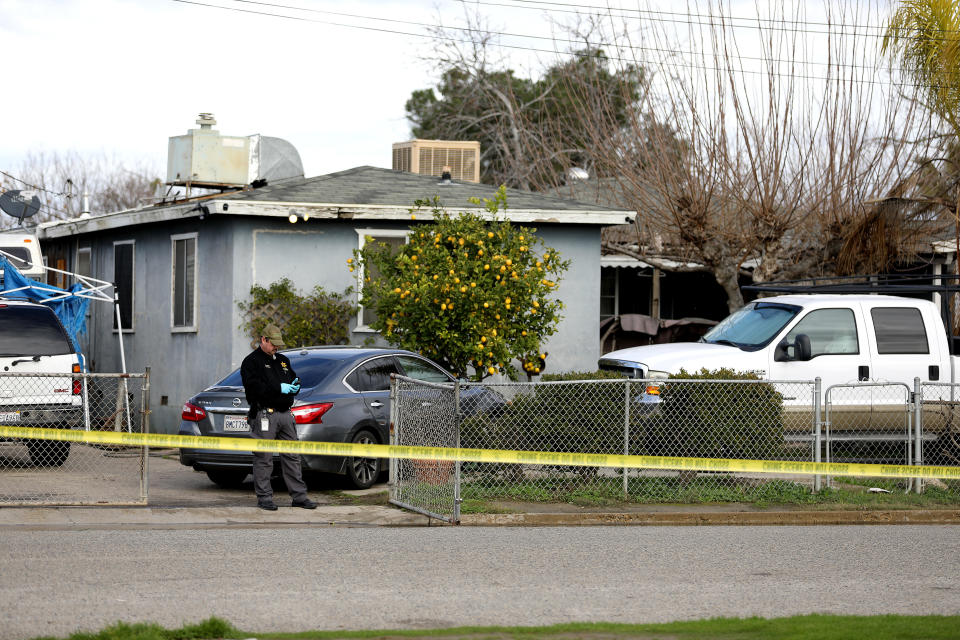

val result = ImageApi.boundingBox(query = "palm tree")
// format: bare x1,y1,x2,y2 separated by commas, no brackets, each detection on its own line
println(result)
882,0,960,136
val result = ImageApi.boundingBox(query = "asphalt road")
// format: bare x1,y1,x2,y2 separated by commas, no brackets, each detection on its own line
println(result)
2,525,958,640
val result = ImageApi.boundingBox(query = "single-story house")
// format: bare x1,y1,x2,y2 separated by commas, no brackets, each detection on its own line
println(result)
37,166,634,433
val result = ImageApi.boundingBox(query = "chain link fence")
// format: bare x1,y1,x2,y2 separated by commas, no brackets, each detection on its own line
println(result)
389,375,460,522
0,372,150,506
391,376,960,522
456,378,820,506
919,382,960,469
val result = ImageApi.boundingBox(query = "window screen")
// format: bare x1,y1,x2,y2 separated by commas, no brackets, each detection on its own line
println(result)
172,236,196,328
113,242,134,330
871,307,929,354
359,234,406,327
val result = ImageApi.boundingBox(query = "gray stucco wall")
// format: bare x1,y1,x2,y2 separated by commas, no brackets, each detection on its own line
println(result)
81,217,237,432
75,214,602,433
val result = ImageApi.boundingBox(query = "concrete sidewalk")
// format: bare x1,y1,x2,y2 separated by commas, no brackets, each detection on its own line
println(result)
1,504,959,529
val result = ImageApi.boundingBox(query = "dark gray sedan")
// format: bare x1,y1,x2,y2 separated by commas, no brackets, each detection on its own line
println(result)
178,346,494,489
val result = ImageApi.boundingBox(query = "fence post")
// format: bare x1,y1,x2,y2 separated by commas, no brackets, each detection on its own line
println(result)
113,376,124,432
914,377,923,494
82,373,91,431
388,375,397,493
453,378,462,524
813,377,822,493
141,368,150,502
623,379,631,497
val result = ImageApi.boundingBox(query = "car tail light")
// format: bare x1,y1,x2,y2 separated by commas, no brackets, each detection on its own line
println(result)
291,402,333,424
181,402,207,422
645,384,661,396
72,379,82,395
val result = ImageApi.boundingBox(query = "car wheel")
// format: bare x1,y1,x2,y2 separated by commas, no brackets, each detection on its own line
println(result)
346,429,381,489
27,440,71,467
205,469,249,488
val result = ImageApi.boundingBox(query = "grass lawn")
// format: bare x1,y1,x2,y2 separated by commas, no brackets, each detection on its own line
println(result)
30,615,960,640
453,476,960,513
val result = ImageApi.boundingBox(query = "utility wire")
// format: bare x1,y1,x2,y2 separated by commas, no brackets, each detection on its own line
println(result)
219,0,918,75
487,0,960,40
0,170,72,198
172,0,929,87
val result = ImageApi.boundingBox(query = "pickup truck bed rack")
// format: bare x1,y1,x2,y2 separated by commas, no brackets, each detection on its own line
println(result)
744,273,960,355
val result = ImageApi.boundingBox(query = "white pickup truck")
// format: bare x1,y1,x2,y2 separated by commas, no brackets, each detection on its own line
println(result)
599,291,960,459
599,293,952,391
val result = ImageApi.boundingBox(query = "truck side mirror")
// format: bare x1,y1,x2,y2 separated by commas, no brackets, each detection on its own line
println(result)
774,339,791,362
774,334,812,362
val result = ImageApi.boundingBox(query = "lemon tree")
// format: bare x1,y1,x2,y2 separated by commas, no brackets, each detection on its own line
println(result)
352,187,569,381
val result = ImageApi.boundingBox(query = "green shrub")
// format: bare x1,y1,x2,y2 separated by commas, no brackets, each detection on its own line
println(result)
237,277,355,348
542,370,624,382
645,368,785,459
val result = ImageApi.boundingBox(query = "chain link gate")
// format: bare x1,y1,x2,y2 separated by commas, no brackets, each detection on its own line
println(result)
0,371,150,506
823,382,915,490
389,375,460,523
919,382,960,484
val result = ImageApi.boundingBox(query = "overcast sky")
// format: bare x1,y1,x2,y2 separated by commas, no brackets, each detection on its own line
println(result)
0,0,567,179
1,1,892,185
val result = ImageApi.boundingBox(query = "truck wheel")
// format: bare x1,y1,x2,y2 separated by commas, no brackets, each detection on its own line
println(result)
27,440,71,467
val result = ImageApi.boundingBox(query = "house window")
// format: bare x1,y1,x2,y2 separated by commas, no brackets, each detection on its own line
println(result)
355,229,409,331
113,241,134,332
75,247,91,281
600,269,618,320
171,233,198,331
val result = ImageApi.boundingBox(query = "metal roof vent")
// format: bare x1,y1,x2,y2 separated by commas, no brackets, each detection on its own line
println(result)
166,113,304,189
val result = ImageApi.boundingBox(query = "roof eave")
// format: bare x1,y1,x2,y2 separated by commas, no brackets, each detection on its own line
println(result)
37,199,635,239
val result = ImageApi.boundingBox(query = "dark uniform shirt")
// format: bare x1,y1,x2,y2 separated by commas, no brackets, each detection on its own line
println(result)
240,347,298,420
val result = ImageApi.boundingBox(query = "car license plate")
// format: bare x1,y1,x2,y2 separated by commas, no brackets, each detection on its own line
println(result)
0,411,20,423
223,415,249,432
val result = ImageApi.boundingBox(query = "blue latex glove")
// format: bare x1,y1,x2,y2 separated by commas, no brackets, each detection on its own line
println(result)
280,382,297,394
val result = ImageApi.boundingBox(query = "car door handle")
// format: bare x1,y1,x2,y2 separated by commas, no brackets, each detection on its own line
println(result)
370,401,384,408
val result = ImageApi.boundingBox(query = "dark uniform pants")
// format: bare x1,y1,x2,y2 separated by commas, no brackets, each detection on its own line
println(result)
250,409,308,501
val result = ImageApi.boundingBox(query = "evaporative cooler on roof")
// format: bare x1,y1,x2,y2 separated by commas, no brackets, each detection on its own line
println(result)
391,139,480,183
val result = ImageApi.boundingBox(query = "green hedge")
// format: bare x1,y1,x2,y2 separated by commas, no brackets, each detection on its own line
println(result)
645,368,785,459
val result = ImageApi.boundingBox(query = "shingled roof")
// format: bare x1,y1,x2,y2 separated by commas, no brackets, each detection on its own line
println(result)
221,166,630,213
38,166,634,239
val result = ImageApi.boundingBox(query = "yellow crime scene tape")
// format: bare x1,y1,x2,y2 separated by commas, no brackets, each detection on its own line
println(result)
1,425,959,480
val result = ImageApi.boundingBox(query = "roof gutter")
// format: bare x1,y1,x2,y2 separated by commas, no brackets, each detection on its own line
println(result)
36,199,636,240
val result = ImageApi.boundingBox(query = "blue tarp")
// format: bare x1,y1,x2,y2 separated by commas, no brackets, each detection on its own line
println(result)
0,256,91,368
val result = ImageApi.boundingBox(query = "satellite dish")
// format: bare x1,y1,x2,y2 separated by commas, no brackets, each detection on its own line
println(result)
0,190,42,225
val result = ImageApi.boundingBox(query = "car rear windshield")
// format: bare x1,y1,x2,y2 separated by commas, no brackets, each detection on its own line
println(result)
214,353,343,388
0,306,73,356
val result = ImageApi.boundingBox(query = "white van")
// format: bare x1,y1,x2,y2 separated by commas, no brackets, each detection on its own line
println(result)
0,232,45,280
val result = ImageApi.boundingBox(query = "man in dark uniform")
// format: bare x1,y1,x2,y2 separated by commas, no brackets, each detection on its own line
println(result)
240,323,317,511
